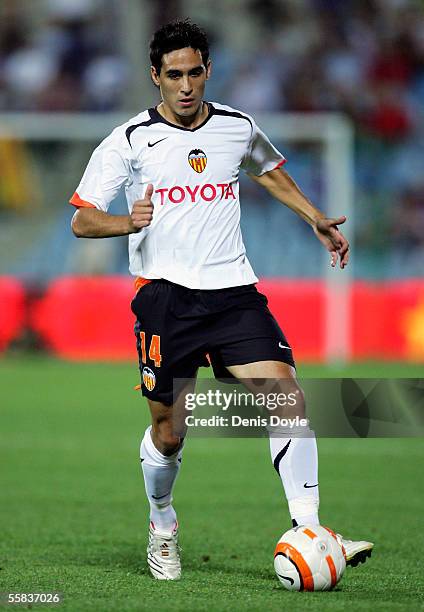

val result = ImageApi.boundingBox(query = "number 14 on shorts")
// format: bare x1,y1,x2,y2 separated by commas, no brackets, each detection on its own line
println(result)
139,332,162,367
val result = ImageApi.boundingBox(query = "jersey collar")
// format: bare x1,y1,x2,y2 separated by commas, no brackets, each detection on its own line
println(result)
149,102,214,132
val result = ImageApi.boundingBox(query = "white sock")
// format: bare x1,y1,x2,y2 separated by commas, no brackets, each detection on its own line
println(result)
140,426,183,532
269,425,320,527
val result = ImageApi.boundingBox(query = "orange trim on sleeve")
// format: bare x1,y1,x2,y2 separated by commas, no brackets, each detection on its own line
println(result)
69,192,97,208
134,277,152,292
273,159,287,170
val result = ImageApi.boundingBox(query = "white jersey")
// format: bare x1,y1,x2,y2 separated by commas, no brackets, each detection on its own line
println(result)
70,102,285,289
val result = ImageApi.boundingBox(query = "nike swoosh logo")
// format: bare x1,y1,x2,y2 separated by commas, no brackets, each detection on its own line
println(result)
148,137,168,148
278,342,291,350
273,439,291,474
151,492,170,500
276,573,294,585
304,482,319,488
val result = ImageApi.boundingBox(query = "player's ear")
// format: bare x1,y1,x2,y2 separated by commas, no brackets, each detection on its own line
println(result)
150,66,160,87
205,60,212,80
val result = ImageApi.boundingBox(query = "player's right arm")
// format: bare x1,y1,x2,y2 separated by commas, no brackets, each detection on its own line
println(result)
71,185,154,238
70,128,154,238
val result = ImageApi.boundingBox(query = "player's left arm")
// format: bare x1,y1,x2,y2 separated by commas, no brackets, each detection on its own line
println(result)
249,167,349,269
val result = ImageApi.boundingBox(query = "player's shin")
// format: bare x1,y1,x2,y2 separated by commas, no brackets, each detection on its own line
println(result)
140,426,183,532
269,424,320,527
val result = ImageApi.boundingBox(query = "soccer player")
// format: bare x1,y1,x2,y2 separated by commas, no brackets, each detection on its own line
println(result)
70,19,373,580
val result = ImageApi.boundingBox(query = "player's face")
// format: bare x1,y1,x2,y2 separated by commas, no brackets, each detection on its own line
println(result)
151,47,211,123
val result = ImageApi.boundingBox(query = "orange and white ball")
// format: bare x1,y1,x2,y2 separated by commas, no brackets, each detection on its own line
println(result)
274,525,346,591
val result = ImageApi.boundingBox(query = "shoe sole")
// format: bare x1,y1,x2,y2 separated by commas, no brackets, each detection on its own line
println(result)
346,547,373,567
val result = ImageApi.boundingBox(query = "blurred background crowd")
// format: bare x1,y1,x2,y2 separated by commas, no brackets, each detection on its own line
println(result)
0,0,423,280
0,0,126,112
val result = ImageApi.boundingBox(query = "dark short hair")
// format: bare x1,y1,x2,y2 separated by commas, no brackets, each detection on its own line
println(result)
150,19,209,74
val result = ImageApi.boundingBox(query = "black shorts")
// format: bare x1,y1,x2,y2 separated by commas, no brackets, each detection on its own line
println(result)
131,279,295,405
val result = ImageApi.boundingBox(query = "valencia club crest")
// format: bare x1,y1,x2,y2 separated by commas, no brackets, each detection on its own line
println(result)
188,149,207,173
142,366,156,391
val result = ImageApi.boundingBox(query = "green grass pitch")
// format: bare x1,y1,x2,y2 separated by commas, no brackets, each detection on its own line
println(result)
1,357,424,611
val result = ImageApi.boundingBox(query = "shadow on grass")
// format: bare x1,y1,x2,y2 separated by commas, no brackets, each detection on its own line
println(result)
67,544,348,596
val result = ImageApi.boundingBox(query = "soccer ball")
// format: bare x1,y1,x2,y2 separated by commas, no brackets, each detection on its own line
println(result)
274,524,346,591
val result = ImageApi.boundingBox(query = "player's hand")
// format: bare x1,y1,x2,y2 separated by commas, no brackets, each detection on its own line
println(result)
130,184,154,232
313,215,350,269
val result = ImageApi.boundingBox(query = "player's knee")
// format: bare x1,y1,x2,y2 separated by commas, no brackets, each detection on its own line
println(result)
159,436,182,456
153,425,182,456
272,381,306,419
